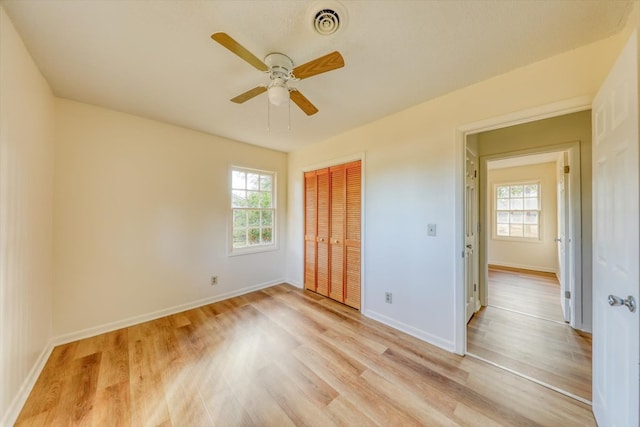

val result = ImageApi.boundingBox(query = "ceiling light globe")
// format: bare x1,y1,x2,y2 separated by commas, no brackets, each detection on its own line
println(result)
268,84,289,106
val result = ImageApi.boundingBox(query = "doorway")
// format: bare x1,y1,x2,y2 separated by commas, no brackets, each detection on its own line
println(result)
463,111,593,403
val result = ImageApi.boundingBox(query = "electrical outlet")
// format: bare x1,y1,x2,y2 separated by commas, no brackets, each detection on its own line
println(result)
385,292,392,304
211,276,218,286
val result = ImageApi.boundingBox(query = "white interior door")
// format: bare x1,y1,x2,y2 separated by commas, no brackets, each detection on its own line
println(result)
592,29,639,426
556,161,571,323
465,149,480,322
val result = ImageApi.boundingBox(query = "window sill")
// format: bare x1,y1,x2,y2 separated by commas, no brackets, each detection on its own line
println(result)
491,235,544,244
228,244,279,257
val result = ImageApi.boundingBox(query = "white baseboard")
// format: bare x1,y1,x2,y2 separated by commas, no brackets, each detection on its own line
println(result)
53,278,287,346
2,340,54,427
487,262,556,274
285,279,303,289
363,309,455,353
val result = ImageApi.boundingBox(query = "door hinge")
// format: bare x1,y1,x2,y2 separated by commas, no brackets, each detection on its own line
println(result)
564,165,570,174
474,283,477,292
477,223,481,233
565,291,571,299
474,169,477,178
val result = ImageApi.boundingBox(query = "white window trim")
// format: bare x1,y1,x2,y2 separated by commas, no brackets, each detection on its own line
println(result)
228,165,278,256
492,180,543,243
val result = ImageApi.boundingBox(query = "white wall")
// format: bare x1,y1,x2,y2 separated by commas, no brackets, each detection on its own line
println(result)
0,7,55,425
487,162,558,272
53,99,288,339
287,30,633,351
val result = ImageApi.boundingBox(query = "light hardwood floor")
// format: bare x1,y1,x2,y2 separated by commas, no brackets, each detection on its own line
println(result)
17,284,595,426
467,268,592,402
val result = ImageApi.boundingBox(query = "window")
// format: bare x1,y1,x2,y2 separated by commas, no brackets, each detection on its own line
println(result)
231,167,275,253
495,182,540,239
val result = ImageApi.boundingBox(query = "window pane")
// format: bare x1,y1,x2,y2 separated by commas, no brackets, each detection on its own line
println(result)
247,173,260,190
247,191,260,208
231,168,275,251
232,171,246,190
497,224,509,236
260,192,272,208
233,209,246,227
262,210,273,226
510,185,523,197
233,229,246,248
260,175,272,191
524,184,538,197
524,211,538,224
524,224,539,238
497,199,509,210
261,228,273,244
497,186,509,198
510,224,523,237
248,228,261,245
248,210,260,227
524,198,538,210
510,199,523,210
232,190,247,207
497,211,509,223
510,211,523,223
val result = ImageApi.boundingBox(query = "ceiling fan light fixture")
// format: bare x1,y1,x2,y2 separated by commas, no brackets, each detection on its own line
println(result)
268,79,289,106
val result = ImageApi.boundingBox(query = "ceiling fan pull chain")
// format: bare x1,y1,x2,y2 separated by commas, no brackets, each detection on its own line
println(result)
267,95,271,132
288,97,292,131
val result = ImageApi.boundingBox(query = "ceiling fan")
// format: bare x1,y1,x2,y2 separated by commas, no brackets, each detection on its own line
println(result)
211,32,344,116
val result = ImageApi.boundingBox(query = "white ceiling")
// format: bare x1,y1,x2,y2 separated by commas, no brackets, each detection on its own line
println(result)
2,0,634,152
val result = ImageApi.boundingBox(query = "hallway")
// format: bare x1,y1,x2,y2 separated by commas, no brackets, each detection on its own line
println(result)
467,268,592,402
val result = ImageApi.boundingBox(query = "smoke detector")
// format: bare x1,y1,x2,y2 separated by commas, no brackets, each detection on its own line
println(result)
308,1,347,36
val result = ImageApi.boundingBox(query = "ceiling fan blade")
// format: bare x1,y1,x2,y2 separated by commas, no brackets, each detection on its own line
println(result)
211,32,268,72
290,90,319,116
293,51,344,80
231,86,267,104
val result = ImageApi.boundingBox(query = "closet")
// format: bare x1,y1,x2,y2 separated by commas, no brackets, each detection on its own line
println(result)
304,160,361,309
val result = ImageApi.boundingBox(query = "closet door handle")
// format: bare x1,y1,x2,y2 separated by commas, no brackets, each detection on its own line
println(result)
318,237,325,243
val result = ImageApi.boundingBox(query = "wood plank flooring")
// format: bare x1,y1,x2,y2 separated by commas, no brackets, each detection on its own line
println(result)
467,269,592,402
486,267,564,322
16,284,595,426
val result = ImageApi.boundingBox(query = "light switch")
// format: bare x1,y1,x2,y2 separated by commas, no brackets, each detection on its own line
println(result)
427,224,437,236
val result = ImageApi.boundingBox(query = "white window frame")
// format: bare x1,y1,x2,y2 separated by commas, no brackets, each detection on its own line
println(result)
492,181,542,242
229,166,277,256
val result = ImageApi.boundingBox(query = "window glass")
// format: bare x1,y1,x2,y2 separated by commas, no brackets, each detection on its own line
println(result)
231,167,276,252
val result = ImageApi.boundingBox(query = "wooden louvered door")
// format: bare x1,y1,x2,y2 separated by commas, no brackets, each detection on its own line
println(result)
316,169,330,296
304,161,361,310
343,162,361,309
329,165,345,302
304,171,317,293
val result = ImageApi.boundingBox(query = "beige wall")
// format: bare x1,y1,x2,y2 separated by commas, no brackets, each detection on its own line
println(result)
0,7,55,424
286,32,631,350
477,110,592,330
53,99,288,338
487,162,558,272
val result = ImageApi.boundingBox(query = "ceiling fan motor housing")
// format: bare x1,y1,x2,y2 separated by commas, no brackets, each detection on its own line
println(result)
264,53,294,80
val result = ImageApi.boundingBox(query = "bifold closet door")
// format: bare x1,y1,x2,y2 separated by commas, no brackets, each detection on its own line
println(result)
304,161,360,309
344,162,361,309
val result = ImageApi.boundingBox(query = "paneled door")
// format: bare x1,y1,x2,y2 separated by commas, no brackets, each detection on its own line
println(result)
592,29,639,426
304,161,361,309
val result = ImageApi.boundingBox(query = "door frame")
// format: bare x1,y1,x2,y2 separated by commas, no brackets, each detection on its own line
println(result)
477,142,582,328
301,152,366,312
454,96,592,354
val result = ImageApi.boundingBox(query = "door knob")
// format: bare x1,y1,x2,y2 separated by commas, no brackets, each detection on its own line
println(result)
554,237,562,242
466,244,472,249
608,295,636,313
